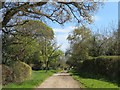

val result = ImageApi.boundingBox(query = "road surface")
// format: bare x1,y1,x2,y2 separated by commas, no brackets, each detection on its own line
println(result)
37,71,81,88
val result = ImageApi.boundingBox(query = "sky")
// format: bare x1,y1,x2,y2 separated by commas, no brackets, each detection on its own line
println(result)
49,2,118,52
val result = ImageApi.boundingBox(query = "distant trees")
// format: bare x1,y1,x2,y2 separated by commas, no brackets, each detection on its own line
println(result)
66,24,119,69
88,34,107,57
66,27,91,69
104,30,118,55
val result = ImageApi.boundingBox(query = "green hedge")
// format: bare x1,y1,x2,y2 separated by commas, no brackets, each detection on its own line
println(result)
81,56,120,81
2,64,14,85
12,61,32,83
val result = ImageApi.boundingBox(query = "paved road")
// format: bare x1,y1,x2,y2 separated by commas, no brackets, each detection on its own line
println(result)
37,71,80,88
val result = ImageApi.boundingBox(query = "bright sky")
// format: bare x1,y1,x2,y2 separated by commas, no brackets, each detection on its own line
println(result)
49,2,118,52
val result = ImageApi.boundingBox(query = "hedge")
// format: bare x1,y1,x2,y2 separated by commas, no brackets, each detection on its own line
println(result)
81,56,120,81
2,64,14,85
11,61,32,83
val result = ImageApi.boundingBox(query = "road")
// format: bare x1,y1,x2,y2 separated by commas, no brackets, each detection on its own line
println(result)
37,71,81,88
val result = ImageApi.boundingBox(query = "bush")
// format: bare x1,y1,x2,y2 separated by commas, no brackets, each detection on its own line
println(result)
2,64,14,85
11,61,32,83
81,56,120,81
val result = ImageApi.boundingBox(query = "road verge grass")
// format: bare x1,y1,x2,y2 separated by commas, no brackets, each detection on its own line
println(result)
3,70,61,88
69,70,119,88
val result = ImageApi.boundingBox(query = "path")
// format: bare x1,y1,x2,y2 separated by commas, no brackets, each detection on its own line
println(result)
37,71,81,88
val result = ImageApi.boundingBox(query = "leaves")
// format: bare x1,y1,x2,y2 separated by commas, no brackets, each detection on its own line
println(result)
1,2,103,34
2,20,65,70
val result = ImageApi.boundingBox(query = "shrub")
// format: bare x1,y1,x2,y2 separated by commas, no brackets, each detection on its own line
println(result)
81,56,120,81
2,64,14,85
11,61,32,83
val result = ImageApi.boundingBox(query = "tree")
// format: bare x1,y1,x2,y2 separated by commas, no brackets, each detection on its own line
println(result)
104,30,118,55
66,26,91,69
1,1,103,34
88,34,108,57
2,20,54,66
2,19,65,71
88,23,118,56
43,39,65,72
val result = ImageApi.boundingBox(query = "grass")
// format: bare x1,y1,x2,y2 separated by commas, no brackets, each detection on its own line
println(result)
3,70,61,88
69,70,119,88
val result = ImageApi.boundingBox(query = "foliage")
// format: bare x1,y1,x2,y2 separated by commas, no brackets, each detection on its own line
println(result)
88,31,118,57
1,2,103,34
66,25,120,86
88,34,105,57
66,24,119,70
2,64,14,85
69,70,119,88
48,49,65,70
11,61,32,83
81,56,120,81
3,70,61,88
2,20,65,71
14,20,54,39
66,26,91,69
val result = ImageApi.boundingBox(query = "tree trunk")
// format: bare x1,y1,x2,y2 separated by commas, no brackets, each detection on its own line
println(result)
46,61,48,72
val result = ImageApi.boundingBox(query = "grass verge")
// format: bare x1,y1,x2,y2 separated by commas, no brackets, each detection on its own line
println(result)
3,70,61,88
69,70,119,88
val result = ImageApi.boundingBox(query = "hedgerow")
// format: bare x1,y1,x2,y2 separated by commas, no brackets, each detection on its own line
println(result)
80,56,120,81
11,61,32,83
2,64,14,85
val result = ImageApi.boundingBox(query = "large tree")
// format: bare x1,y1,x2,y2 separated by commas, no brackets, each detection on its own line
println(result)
2,20,65,71
1,1,103,34
2,20,54,65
